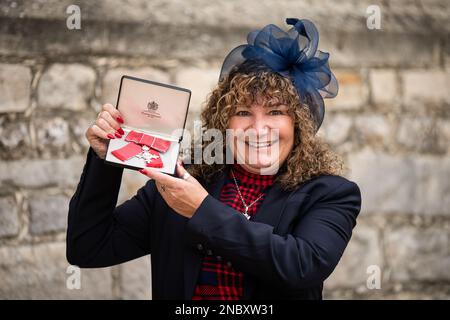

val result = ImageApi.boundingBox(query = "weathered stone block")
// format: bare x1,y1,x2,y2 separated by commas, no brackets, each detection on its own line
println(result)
325,223,383,290
175,66,220,114
0,64,31,113
29,193,69,235
369,69,399,105
0,156,85,189
0,242,113,299
0,197,20,238
384,227,450,282
38,64,96,111
327,71,368,110
120,256,152,300
348,149,450,215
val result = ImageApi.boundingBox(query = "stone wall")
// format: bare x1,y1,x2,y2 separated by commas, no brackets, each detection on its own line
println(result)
0,0,449,299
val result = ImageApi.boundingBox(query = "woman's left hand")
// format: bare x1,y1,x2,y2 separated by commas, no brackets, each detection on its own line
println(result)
139,161,209,218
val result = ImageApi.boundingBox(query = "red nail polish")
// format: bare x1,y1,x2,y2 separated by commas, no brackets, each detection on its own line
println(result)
117,127,124,135
107,134,115,139
139,169,147,175
114,132,122,138
117,116,124,124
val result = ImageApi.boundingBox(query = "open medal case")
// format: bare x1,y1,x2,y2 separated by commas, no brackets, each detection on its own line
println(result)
104,75,191,175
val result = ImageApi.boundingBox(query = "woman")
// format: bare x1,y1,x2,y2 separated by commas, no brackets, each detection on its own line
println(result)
67,18,361,300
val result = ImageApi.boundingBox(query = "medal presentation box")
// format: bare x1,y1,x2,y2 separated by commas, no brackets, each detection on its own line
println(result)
105,75,191,175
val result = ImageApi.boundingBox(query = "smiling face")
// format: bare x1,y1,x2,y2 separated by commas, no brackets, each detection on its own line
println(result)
189,68,344,191
227,95,295,175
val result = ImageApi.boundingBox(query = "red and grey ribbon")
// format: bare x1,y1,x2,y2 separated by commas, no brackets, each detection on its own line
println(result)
111,130,171,168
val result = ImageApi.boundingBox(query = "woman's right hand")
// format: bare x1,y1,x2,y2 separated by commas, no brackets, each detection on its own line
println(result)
86,103,125,159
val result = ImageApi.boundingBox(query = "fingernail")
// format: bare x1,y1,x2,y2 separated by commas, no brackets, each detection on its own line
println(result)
107,134,115,139
114,132,122,138
116,116,124,124
117,127,124,135
139,169,147,175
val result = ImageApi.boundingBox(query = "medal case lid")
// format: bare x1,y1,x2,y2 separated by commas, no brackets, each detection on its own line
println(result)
115,75,191,141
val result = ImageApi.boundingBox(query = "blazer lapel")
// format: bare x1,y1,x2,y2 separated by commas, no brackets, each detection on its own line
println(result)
242,181,293,299
183,170,226,299
251,182,292,227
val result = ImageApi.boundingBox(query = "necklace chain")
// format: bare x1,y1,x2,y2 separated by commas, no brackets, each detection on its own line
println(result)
230,169,265,220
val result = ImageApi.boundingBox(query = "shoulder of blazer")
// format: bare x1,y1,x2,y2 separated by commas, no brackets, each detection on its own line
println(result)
290,174,361,204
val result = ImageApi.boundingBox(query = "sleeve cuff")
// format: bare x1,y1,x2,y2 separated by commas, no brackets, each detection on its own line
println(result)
184,194,249,251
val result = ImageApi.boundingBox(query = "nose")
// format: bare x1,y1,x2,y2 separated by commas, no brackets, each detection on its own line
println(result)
249,114,270,137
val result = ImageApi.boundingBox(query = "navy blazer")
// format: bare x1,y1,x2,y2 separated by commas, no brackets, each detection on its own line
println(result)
66,148,362,300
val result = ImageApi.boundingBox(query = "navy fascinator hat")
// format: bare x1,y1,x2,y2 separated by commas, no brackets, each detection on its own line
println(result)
219,18,339,133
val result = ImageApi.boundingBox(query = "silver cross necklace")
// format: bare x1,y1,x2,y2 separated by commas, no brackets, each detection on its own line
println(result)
230,169,265,220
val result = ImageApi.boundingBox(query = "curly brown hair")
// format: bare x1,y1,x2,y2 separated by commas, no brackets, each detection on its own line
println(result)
184,62,345,192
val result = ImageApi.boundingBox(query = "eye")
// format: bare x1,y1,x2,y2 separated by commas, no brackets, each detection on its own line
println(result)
235,110,251,116
269,109,284,115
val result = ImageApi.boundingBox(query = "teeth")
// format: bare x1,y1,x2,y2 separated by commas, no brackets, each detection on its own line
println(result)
247,141,273,148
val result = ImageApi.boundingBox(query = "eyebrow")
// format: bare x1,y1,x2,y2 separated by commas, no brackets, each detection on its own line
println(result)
236,102,286,109
267,102,284,107
266,102,288,108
